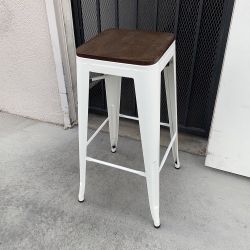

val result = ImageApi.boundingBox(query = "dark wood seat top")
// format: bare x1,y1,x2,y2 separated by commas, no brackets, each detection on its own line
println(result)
76,29,175,66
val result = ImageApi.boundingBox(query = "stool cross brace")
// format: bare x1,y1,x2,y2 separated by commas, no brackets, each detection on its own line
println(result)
86,114,176,176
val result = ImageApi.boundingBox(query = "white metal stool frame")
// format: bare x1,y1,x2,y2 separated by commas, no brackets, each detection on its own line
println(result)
77,41,180,228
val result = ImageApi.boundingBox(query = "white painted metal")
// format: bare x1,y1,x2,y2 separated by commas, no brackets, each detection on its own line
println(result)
76,41,179,226
119,114,170,127
87,118,109,146
86,157,146,177
105,76,122,152
77,65,89,202
134,70,161,227
119,114,140,121
159,133,177,172
90,75,107,82
164,52,180,169
86,114,171,149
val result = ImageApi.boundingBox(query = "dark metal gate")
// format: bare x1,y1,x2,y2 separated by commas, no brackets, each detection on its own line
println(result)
71,0,234,137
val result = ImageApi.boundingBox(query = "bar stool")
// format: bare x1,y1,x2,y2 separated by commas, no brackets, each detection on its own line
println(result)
76,29,180,228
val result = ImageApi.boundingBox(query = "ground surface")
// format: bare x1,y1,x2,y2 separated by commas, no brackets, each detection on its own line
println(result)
0,112,249,250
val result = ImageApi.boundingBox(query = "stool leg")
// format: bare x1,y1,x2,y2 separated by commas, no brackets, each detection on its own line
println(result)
105,76,121,153
134,72,161,228
77,60,89,202
164,53,180,169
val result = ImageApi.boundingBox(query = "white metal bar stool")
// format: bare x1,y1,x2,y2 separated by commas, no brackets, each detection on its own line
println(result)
76,29,180,228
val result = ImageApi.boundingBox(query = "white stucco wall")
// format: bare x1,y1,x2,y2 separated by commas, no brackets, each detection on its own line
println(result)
0,0,64,124
205,0,250,177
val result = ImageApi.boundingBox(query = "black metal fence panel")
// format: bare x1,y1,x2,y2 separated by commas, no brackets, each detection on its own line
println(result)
118,0,137,29
71,0,234,137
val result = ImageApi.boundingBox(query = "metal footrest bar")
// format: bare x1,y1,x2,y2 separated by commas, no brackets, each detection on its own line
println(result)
87,114,170,147
87,117,109,146
90,74,109,82
86,115,175,176
86,157,146,177
119,114,170,127
159,133,177,172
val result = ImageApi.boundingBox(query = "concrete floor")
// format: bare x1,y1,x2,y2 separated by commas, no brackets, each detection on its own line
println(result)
0,112,249,250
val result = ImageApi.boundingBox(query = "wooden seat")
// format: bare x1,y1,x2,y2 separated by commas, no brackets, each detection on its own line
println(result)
76,29,175,66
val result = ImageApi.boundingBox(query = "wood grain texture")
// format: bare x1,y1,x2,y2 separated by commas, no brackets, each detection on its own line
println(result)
76,29,175,65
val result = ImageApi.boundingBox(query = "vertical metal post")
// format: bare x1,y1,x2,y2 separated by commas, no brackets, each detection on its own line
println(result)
183,0,204,125
174,0,181,36
155,0,159,31
204,0,235,135
115,0,119,28
136,0,139,29
71,0,85,46
96,0,101,32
